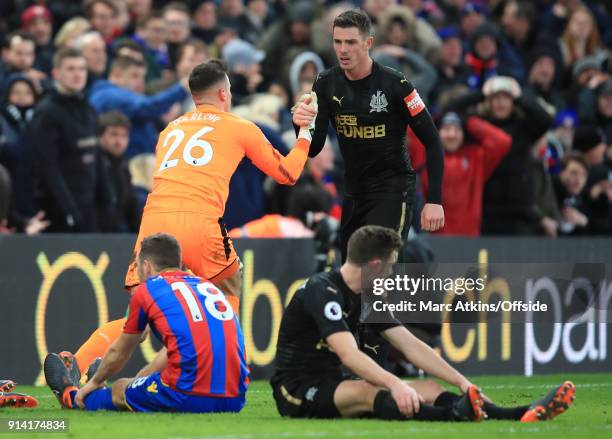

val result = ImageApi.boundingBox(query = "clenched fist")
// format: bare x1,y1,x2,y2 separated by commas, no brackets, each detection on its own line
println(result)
292,92,318,129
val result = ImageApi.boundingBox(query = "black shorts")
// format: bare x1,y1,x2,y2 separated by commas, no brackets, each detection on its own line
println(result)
340,184,415,262
271,375,344,419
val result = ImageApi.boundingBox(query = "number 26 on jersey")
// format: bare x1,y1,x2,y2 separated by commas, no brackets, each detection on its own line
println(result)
159,126,215,172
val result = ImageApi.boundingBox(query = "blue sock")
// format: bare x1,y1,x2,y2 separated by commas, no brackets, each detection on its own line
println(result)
67,389,77,409
83,388,118,411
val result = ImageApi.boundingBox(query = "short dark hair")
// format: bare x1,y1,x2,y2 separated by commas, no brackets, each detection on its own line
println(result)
561,152,588,173
114,39,146,58
98,111,131,135
333,9,372,38
188,59,227,95
346,225,403,265
138,233,182,271
84,0,118,19
114,39,144,53
110,55,146,72
3,30,36,50
53,47,84,68
286,183,333,225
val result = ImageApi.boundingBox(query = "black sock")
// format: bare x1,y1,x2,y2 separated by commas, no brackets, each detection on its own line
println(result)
434,391,529,420
373,391,405,420
373,391,453,421
434,391,460,407
412,404,454,421
483,402,530,420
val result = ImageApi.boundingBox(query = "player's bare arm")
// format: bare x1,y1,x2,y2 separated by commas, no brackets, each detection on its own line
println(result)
244,103,317,185
382,325,470,392
135,347,168,378
74,332,141,408
326,331,423,416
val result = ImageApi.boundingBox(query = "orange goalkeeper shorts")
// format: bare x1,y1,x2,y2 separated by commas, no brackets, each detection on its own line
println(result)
125,211,239,289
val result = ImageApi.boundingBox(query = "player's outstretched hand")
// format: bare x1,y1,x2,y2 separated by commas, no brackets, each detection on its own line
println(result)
292,93,317,128
421,203,445,232
461,381,492,403
390,380,424,417
75,380,100,409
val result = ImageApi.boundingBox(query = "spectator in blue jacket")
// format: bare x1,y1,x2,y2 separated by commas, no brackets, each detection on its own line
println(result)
88,56,189,158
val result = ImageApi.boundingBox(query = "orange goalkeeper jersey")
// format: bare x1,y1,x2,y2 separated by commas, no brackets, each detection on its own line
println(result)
144,103,310,217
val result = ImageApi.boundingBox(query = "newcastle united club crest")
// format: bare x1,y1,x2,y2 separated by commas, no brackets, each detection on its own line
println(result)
370,90,388,113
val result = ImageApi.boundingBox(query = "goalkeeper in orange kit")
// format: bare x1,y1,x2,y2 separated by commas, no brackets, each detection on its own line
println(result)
60,60,318,378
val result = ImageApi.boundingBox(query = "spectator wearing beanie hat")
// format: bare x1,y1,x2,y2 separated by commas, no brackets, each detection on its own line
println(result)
569,54,607,109
532,111,577,238
464,22,524,90
537,109,577,175
222,38,267,104
573,125,607,167
525,44,566,112
409,112,511,236
578,79,612,144
21,6,52,44
21,5,54,75
572,55,602,85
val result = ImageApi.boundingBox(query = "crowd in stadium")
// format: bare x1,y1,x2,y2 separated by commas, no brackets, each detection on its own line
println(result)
0,0,610,237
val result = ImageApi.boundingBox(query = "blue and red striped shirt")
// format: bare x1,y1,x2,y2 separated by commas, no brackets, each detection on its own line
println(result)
124,271,249,397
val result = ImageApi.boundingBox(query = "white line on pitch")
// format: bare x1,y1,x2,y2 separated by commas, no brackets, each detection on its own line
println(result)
166,424,612,439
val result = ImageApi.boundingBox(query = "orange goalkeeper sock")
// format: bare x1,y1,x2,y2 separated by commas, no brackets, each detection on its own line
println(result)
74,318,126,375
226,295,240,316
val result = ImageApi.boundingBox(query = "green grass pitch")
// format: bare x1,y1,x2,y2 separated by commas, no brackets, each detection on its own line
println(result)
1,374,611,438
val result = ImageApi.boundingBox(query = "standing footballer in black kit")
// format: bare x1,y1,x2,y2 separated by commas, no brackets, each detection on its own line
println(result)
294,9,445,261
291,8,445,371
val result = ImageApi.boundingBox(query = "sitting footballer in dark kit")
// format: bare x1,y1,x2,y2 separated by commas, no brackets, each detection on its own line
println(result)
270,225,576,423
